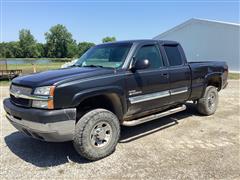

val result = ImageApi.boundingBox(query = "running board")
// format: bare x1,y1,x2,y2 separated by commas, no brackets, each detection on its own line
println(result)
122,105,186,126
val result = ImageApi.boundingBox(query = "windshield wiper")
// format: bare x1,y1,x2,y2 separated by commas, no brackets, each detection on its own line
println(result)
71,64,81,67
82,65,103,68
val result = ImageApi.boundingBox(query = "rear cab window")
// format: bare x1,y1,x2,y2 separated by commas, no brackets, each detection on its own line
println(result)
164,45,183,66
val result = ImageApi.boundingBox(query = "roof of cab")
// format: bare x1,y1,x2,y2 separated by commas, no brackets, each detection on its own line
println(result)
98,39,179,45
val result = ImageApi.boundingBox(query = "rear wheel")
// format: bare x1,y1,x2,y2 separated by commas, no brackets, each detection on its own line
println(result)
197,86,219,115
73,108,120,161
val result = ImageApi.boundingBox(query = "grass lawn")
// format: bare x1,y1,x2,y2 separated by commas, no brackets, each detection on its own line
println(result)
0,80,11,86
0,58,72,61
7,62,63,74
0,62,64,86
228,73,240,80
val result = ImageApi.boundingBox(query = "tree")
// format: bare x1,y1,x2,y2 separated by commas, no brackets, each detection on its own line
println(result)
0,42,11,58
19,29,39,57
0,43,5,58
78,42,95,57
67,40,78,58
36,43,46,57
45,24,76,58
0,42,12,58
102,36,116,43
0,42,22,58
8,42,23,58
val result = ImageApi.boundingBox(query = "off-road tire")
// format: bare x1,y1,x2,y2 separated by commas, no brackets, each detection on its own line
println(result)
197,86,219,116
73,108,120,161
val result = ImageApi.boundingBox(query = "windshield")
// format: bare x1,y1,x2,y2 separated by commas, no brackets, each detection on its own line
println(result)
74,43,132,68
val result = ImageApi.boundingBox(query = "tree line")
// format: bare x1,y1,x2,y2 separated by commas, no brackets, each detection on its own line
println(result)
0,24,116,59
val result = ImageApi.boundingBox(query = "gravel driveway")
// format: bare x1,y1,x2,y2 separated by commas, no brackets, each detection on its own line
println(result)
0,80,239,179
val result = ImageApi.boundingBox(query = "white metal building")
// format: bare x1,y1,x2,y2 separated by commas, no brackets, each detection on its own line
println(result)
154,18,240,72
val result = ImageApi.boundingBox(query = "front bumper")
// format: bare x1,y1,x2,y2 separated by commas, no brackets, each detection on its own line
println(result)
3,98,76,142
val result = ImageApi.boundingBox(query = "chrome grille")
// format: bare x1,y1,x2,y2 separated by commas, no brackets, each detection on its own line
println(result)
10,85,32,107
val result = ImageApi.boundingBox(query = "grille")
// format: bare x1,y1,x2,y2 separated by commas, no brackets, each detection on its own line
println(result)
10,85,32,107
10,94,31,107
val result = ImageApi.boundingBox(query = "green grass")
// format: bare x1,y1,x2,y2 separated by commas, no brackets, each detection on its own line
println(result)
0,80,11,86
0,62,64,86
229,73,240,80
7,62,63,74
0,57,73,61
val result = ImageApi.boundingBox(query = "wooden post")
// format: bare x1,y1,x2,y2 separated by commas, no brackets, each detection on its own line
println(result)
33,64,36,73
5,58,8,71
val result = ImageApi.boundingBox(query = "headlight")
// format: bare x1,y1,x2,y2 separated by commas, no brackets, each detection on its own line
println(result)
34,86,52,96
32,86,55,109
32,100,48,109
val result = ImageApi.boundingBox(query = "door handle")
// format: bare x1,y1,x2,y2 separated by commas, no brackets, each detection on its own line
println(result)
161,73,169,78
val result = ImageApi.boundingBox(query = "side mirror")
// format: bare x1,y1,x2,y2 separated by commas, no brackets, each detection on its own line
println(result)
132,59,150,71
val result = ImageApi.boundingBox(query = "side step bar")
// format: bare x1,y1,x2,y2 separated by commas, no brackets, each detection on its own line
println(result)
122,105,186,126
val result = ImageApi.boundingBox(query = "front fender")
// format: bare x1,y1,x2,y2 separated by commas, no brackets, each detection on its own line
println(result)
71,85,125,106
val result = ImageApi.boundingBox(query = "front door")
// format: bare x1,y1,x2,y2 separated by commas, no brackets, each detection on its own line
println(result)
125,43,170,117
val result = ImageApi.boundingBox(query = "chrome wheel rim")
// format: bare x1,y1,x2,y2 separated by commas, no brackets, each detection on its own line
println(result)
208,92,216,110
90,121,112,148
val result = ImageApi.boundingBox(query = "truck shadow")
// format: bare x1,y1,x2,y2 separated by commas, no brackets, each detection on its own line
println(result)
4,132,89,167
120,103,199,143
4,103,199,167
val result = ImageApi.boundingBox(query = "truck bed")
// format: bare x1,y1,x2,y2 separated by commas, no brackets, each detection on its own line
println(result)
188,60,228,100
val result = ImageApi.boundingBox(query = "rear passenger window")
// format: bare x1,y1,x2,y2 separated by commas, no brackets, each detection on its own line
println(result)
164,45,183,66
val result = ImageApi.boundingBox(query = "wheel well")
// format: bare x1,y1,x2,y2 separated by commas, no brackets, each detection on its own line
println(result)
207,76,221,91
76,93,123,122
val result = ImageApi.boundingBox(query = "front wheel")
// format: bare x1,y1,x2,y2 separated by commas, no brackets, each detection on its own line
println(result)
73,108,120,161
197,86,219,116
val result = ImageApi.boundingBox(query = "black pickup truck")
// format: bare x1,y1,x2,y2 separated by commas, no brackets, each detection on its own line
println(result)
3,40,228,160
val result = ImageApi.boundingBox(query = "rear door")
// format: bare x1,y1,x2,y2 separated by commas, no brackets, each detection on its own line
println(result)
162,44,191,104
125,43,170,116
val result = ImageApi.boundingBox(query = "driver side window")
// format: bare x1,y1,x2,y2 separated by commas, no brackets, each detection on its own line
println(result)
135,45,163,69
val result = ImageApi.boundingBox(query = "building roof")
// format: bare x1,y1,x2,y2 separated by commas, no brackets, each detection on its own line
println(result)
153,18,240,39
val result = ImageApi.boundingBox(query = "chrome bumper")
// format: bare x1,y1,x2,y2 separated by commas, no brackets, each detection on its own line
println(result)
4,98,76,142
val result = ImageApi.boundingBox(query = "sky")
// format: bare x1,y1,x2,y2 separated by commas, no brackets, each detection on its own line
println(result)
1,0,239,44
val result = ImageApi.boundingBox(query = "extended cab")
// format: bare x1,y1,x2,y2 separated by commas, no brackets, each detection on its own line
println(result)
3,40,228,160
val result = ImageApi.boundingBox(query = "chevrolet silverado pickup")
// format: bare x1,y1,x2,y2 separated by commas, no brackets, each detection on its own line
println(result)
3,40,228,160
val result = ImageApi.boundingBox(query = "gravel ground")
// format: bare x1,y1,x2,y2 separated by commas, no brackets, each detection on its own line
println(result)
0,80,240,179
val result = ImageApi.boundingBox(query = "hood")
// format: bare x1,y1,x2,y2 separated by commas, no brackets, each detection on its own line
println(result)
12,67,114,87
